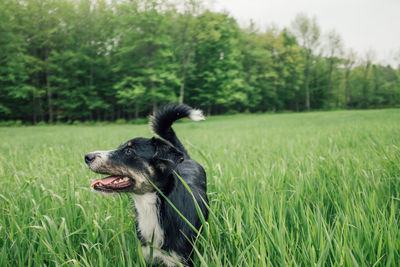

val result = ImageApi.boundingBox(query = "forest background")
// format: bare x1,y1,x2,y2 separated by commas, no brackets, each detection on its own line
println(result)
1,0,399,124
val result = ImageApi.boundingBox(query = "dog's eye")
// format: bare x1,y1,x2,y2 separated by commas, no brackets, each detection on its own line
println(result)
125,148,134,156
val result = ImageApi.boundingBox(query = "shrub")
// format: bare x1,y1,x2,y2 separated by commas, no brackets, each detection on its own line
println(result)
129,118,148,125
115,118,127,124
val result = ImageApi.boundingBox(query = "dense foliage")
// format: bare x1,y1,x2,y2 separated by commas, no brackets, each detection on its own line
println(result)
1,0,399,123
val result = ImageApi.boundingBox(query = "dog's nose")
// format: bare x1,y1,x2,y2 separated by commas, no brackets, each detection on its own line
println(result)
85,153,96,164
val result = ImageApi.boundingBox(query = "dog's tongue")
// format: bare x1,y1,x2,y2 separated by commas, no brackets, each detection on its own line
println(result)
91,176,122,187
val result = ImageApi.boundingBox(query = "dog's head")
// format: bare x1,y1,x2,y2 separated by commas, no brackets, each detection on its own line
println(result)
84,137,184,194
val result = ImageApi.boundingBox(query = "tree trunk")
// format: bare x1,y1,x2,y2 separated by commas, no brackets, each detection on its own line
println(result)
33,52,41,123
32,93,37,124
327,58,333,108
38,97,44,122
152,97,158,114
45,47,53,123
362,63,370,108
135,102,139,118
46,65,53,123
344,70,350,108
179,45,193,104
179,81,185,104
117,106,121,119
304,52,311,111
89,60,94,89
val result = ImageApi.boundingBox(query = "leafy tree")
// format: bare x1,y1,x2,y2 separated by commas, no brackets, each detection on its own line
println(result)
172,0,202,104
0,0,37,120
325,29,343,108
291,13,320,110
113,0,179,115
343,49,357,108
188,11,246,114
0,0,399,123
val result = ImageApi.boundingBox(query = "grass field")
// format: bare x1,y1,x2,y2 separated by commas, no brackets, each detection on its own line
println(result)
1,109,400,266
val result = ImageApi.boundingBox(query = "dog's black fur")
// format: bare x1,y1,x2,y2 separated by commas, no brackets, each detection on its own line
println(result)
85,104,208,266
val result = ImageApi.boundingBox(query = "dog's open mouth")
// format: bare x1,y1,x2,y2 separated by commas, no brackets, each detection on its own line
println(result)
91,176,134,192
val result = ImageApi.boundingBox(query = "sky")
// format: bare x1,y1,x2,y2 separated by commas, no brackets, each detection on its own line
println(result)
207,0,400,66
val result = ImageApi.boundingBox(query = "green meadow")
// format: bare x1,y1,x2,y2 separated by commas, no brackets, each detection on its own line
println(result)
0,109,399,266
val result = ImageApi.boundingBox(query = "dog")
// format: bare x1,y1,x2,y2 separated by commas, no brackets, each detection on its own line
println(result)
84,104,208,266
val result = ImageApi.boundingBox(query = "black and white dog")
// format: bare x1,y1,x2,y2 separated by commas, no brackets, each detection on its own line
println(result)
84,104,208,266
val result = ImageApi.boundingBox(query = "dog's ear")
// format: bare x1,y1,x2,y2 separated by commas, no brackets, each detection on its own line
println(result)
151,137,184,175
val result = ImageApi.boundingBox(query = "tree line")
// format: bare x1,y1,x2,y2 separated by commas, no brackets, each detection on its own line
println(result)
1,0,399,124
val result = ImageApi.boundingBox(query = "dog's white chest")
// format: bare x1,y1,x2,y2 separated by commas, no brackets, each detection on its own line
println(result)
132,192,164,248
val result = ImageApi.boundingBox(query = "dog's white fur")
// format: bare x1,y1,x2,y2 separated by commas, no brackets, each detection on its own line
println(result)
141,246,183,267
188,109,205,121
132,193,182,266
132,192,164,247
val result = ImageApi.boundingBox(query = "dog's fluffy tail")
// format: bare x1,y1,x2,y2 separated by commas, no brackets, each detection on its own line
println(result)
150,103,205,158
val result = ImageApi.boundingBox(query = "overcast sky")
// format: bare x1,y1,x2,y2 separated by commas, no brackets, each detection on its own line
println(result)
207,0,400,66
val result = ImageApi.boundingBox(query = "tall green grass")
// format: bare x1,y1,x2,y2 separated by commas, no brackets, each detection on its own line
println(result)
0,109,399,266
